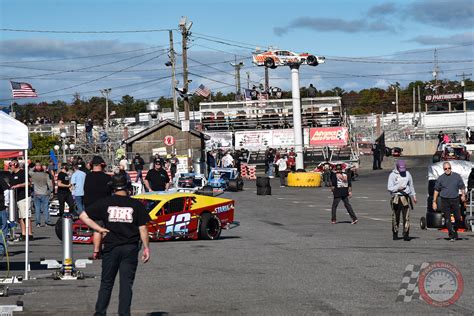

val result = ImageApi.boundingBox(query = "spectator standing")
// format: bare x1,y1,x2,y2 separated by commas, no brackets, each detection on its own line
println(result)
132,153,145,183
119,155,129,171
0,176,10,255
71,163,86,215
79,173,150,315
275,155,288,187
29,162,53,227
387,160,417,241
206,151,216,176
308,83,317,97
57,163,75,217
169,154,179,179
84,156,112,259
432,162,466,241
466,127,472,143
86,119,94,144
265,148,275,178
287,148,297,172
330,164,358,225
9,159,33,240
221,151,234,168
371,142,382,170
144,159,170,192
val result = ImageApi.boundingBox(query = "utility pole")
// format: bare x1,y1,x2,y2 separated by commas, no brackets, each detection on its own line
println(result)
417,85,421,123
456,72,471,112
230,56,244,99
179,16,193,167
169,30,179,123
395,85,399,127
412,86,416,121
432,49,441,93
100,88,111,135
246,72,250,89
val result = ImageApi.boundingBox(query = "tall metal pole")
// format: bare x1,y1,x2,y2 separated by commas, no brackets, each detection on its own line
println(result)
264,67,269,92
100,88,111,135
412,86,416,121
180,17,192,167
290,64,304,170
62,138,67,163
169,30,179,123
395,86,399,127
417,85,421,123
246,72,250,89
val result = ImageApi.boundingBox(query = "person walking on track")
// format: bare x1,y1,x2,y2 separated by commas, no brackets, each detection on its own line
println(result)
330,164,358,224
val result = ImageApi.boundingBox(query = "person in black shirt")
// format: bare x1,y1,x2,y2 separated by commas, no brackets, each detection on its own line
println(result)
57,163,75,216
84,156,112,259
132,153,145,183
330,164,358,225
79,173,150,316
144,159,170,192
9,159,33,240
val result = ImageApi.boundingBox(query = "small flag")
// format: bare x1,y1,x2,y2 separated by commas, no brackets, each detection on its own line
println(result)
194,84,211,98
10,81,38,98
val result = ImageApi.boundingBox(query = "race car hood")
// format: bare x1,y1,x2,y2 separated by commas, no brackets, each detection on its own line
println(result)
428,160,474,189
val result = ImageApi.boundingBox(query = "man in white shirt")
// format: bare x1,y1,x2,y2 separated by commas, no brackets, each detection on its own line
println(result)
221,152,234,168
275,155,288,187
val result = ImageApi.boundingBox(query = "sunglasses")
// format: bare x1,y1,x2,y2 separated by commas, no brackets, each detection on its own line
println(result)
444,167,451,170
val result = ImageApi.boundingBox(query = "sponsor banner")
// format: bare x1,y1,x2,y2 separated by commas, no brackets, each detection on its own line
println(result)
205,132,233,150
235,130,272,150
425,93,463,103
309,127,349,146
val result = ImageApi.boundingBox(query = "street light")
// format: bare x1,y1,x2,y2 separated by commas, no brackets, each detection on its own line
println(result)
390,82,400,127
59,132,75,163
100,88,112,135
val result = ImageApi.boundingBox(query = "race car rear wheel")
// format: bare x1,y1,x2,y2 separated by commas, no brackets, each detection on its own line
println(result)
55,217,63,241
264,58,275,68
432,154,441,163
420,216,427,230
306,55,319,66
198,213,222,240
227,180,239,192
465,215,474,231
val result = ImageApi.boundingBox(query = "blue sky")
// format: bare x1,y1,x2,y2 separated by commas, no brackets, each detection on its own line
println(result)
0,0,473,104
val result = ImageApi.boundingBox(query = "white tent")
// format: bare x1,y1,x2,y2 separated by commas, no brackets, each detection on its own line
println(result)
0,111,31,280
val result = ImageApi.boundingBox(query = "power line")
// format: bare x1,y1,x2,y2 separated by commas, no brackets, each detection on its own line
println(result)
0,28,172,34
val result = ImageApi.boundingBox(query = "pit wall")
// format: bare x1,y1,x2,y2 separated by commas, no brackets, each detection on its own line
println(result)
386,140,438,156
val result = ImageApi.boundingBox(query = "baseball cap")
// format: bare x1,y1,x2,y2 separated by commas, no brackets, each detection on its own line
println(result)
396,160,406,172
153,158,162,165
91,155,105,165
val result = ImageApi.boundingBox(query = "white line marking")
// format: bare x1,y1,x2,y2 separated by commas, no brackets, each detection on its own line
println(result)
355,197,369,199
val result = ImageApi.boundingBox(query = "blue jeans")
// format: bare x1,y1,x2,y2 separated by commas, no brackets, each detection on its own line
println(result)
74,196,84,214
0,210,8,254
34,194,50,225
87,131,93,144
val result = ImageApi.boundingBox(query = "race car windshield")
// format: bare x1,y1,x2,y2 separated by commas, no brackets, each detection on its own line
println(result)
139,199,161,212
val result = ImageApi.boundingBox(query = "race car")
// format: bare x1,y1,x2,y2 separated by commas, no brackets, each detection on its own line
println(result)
252,50,325,69
420,160,474,232
55,191,237,243
207,167,244,191
175,172,207,193
432,143,470,163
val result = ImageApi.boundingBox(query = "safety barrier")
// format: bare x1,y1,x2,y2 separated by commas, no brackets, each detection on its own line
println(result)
287,172,321,187
247,165,257,180
241,163,248,178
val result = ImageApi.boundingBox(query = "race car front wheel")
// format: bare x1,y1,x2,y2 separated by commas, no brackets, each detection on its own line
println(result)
264,58,275,68
306,55,319,66
198,213,222,240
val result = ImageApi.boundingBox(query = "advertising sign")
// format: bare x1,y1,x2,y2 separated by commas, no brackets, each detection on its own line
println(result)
235,130,272,150
205,132,233,150
309,127,349,146
425,93,463,102
164,135,175,146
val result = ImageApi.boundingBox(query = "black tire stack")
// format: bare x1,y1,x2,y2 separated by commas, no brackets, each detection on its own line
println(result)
256,176,271,195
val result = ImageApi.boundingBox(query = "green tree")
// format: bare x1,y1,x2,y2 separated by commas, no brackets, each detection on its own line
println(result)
29,134,59,160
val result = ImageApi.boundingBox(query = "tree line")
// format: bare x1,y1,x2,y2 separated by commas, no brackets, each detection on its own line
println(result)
6,79,472,123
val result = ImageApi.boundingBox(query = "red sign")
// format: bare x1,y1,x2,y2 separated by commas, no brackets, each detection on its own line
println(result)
164,135,175,146
309,127,348,146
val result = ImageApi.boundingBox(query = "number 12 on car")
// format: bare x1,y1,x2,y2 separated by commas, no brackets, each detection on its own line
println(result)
165,213,191,235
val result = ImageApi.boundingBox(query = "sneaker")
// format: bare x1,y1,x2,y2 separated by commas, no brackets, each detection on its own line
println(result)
450,237,455,242
280,185,285,188
28,235,34,241
351,219,358,225
45,222,55,226
393,233,398,240
403,234,410,241
331,220,337,224
36,224,41,228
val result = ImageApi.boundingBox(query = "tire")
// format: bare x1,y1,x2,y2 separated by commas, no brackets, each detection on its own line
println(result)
432,154,441,163
238,180,244,191
306,55,318,66
257,186,271,195
202,185,213,192
55,217,63,241
264,58,275,68
227,180,239,192
198,213,222,240
420,217,427,230
426,212,444,228
256,176,270,188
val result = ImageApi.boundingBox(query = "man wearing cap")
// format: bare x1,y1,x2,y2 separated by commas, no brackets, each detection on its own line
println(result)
132,153,145,183
432,161,465,241
80,172,150,315
387,160,417,241
144,159,170,192
84,156,112,259
330,164,358,224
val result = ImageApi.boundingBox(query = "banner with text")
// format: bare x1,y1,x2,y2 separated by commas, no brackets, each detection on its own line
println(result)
309,127,349,146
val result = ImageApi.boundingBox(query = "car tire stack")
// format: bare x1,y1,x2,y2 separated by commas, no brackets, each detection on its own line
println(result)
256,176,271,195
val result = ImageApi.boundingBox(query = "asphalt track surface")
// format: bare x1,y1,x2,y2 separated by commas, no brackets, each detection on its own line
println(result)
1,160,473,315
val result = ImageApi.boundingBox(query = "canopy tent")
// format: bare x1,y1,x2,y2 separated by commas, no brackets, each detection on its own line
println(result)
0,111,31,280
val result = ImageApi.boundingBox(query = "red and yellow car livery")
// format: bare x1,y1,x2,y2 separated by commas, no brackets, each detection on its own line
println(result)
253,50,325,68
135,192,236,241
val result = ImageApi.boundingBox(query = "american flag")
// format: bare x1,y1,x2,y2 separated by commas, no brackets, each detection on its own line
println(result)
194,84,211,98
10,81,38,98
